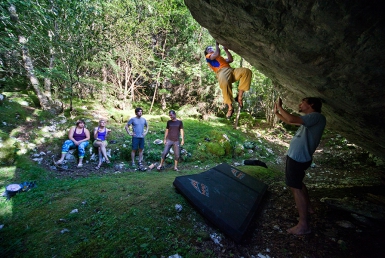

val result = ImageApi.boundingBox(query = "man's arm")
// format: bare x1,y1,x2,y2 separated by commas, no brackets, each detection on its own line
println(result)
275,98,303,125
223,46,233,64
208,42,221,60
125,123,133,136
180,129,184,146
163,129,169,144
144,121,149,136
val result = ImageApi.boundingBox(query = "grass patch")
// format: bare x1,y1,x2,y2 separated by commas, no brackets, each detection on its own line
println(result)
2,165,276,257
0,96,289,257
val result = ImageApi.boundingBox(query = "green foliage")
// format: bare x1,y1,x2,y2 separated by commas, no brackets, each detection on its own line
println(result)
3,89,383,257
240,165,283,185
238,113,258,128
0,0,277,121
206,142,226,156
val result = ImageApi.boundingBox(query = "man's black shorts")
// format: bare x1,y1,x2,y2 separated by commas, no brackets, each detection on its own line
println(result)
285,156,312,189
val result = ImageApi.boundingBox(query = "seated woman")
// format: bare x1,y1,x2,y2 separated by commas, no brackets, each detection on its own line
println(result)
93,119,112,169
55,119,90,168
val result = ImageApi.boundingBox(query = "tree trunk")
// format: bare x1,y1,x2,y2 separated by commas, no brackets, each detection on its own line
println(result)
9,4,62,114
44,48,55,98
149,34,168,114
102,66,107,103
266,87,279,127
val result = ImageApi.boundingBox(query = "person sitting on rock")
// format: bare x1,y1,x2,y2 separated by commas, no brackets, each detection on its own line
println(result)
93,119,112,169
54,119,90,168
205,41,252,118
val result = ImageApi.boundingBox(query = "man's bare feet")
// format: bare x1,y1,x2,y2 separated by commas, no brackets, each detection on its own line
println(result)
226,108,234,118
287,224,311,235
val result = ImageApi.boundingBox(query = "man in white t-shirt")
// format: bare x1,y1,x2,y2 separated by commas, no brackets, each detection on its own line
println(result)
275,97,326,235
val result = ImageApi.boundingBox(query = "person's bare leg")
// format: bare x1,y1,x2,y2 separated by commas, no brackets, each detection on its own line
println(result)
173,144,179,170
131,150,136,164
287,186,311,235
294,183,314,214
301,183,314,214
138,149,143,163
78,157,84,166
226,103,234,117
157,158,165,170
96,147,102,169
237,90,244,108
100,144,109,162
55,153,66,164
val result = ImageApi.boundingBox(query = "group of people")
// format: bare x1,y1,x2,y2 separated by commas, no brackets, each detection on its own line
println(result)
124,108,184,171
54,119,111,169
54,108,184,172
54,42,326,236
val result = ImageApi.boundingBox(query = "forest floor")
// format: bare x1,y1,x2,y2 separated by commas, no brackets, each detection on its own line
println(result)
43,128,385,258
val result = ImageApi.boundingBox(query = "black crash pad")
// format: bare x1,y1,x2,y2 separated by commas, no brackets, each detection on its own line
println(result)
173,163,267,243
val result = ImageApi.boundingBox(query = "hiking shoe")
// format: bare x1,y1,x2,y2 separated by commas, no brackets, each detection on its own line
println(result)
139,167,147,172
131,162,136,167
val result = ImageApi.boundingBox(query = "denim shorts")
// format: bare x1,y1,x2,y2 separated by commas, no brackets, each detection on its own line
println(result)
132,137,144,150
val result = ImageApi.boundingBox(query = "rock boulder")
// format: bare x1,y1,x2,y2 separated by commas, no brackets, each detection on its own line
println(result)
185,0,385,159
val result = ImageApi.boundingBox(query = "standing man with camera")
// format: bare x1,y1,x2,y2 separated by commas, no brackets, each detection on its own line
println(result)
275,97,326,235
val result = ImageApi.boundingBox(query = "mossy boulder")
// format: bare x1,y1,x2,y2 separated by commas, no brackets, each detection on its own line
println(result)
201,130,232,157
234,143,245,156
206,142,225,156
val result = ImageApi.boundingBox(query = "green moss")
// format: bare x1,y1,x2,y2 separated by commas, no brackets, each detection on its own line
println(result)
234,143,244,156
206,142,225,156
160,115,169,122
238,113,257,127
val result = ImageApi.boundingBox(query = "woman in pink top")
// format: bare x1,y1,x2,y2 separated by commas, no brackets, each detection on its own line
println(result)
54,119,90,168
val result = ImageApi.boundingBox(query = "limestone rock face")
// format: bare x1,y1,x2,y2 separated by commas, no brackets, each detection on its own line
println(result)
185,0,385,159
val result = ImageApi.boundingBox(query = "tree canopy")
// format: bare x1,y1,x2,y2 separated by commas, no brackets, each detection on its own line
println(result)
1,0,273,118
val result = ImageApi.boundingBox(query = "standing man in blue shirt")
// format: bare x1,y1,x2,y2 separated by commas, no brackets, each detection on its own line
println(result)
275,97,326,235
125,107,149,167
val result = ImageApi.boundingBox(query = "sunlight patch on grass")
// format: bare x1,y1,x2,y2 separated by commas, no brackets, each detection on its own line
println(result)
0,200,13,218
0,166,17,185
0,166,17,218
0,135,17,164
